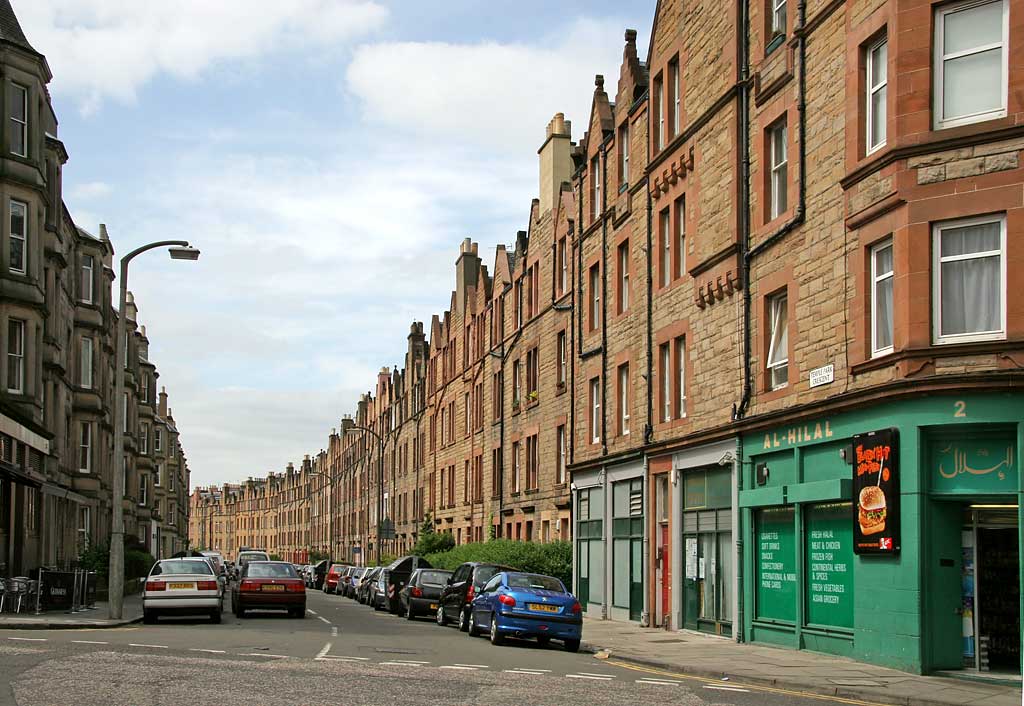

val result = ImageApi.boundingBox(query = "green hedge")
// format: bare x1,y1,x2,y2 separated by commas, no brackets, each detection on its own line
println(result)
423,540,572,587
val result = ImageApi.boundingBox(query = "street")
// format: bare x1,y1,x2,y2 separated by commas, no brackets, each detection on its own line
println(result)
0,589,863,706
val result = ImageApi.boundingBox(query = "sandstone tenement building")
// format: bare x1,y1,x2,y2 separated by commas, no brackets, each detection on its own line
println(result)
191,0,1024,676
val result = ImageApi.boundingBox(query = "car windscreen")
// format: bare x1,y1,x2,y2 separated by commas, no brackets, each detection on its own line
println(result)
152,560,213,576
239,553,268,563
420,571,452,586
246,563,297,578
507,573,565,592
473,566,502,587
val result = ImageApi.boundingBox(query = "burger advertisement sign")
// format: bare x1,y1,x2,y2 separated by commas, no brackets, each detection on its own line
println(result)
852,428,900,555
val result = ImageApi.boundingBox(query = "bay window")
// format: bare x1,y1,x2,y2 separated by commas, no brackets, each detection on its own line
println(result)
933,215,1005,343
934,0,1008,129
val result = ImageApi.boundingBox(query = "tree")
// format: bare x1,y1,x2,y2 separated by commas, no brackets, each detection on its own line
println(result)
412,513,454,556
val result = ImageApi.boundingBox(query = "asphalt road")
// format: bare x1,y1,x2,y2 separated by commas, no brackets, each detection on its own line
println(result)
0,588,875,706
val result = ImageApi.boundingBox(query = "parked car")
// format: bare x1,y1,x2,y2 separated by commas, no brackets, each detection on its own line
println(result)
233,550,270,580
468,571,581,652
356,567,381,604
377,555,432,614
370,569,390,611
231,561,306,619
323,564,347,594
437,562,514,631
343,567,366,598
143,557,223,624
310,559,329,590
399,568,452,620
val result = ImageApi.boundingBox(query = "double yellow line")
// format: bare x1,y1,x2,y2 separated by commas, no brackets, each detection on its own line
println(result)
605,659,892,706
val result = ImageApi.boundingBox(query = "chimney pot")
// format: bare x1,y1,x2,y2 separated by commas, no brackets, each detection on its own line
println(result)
625,28,637,42
595,74,605,89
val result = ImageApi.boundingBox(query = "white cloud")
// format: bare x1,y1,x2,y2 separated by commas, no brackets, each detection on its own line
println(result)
68,180,111,201
345,18,645,154
16,0,389,114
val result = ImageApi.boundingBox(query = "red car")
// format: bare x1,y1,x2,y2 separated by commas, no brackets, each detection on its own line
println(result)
231,561,306,618
323,563,347,594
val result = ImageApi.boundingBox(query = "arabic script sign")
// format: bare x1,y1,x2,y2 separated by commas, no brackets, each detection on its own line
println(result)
930,436,1017,494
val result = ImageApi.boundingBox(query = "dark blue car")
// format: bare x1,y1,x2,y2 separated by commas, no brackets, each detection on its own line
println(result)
467,571,582,652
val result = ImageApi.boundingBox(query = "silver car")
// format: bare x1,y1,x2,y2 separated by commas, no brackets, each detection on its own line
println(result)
143,558,223,624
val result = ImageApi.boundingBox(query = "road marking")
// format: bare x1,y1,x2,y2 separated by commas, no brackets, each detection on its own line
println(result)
307,609,318,616
317,656,368,662
638,679,680,686
504,669,545,675
704,686,750,693
577,672,615,678
129,644,168,649
71,640,108,645
318,617,331,625
605,659,892,706
567,674,613,681
314,642,332,660
242,653,288,659
391,660,430,664
7,637,47,642
190,649,226,654
331,626,338,637
636,677,679,684
440,665,478,671
454,663,488,668
513,668,551,673
381,661,425,667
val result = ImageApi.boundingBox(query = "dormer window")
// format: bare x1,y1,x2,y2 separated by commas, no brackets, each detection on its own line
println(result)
10,83,27,157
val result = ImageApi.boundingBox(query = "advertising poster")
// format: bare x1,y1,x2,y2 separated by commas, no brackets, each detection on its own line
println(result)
852,428,900,554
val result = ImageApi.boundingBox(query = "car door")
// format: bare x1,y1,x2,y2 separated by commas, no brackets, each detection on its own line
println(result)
444,565,468,618
475,574,502,628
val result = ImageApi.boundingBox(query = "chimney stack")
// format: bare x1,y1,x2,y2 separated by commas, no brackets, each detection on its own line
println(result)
538,112,573,215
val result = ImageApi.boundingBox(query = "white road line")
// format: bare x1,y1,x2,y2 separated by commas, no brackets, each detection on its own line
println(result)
391,660,430,664
190,649,227,654
72,640,108,645
454,663,488,668
440,665,478,671
504,669,545,675
703,686,750,693
314,642,332,660
242,653,288,659
317,656,367,662
7,637,47,642
318,616,331,625
513,668,551,673
566,674,613,681
129,644,168,649
380,661,425,667
331,626,338,637
637,679,680,686
577,672,615,678
307,609,318,616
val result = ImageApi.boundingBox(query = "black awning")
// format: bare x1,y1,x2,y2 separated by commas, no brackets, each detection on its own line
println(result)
0,460,42,488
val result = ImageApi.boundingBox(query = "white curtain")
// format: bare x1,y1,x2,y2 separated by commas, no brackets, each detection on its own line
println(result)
940,222,1001,335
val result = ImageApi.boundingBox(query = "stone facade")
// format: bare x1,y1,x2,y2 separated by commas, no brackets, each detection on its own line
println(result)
0,1,191,575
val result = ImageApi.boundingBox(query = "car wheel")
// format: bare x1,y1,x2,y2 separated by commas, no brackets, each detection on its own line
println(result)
458,607,470,632
489,614,503,646
436,604,448,626
209,610,221,625
537,636,550,646
405,603,415,621
564,639,580,653
143,609,156,625
467,611,479,637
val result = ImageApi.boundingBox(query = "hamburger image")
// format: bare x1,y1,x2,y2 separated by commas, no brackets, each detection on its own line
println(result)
858,486,886,535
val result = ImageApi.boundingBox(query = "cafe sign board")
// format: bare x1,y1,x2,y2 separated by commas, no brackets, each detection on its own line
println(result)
852,428,900,555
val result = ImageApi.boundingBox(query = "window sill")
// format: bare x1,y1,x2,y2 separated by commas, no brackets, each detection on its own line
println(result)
525,398,539,409
525,488,540,495
850,338,1015,376
765,33,785,56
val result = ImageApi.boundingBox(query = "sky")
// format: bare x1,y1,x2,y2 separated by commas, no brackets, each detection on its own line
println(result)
16,0,653,488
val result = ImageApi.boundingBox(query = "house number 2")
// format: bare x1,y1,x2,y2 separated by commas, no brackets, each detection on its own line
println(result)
954,401,967,418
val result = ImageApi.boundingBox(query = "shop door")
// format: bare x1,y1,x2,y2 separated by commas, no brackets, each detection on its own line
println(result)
660,524,670,623
977,525,1020,672
925,501,964,671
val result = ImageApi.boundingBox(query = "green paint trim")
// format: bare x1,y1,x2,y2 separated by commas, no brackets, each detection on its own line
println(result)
786,478,852,504
739,486,785,507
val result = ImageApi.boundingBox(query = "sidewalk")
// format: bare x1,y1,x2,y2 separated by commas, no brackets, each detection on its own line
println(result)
581,619,1022,706
0,593,143,630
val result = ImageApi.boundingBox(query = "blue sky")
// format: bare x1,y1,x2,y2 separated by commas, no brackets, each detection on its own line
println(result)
17,0,653,487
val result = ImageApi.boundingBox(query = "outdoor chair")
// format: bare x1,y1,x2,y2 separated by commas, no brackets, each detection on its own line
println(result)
5,578,28,613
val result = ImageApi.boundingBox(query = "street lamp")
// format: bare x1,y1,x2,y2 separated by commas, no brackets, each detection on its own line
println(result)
109,240,200,620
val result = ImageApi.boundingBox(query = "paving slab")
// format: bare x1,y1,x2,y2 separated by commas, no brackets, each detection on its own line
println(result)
0,594,142,629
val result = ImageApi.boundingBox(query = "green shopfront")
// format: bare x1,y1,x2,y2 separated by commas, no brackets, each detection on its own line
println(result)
740,392,1023,675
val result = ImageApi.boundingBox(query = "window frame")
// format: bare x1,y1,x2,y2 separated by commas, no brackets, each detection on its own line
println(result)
557,330,567,387
618,123,630,188
769,119,788,220
79,422,91,473
933,0,1009,130
660,208,671,287
675,196,686,279
10,83,27,158
660,343,671,422
80,254,94,304
80,336,93,390
591,155,601,220
618,362,630,436
771,0,787,37
9,198,27,275
675,336,687,418
556,424,566,485
931,213,1007,344
655,74,665,151
617,240,630,313
865,36,888,155
589,264,601,330
870,238,895,357
669,58,680,138
590,378,601,444
767,291,790,390
7,318,24,394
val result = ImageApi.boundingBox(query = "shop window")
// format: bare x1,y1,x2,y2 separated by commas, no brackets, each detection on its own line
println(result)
933,0,1007,130
804,502,854,629
754,506,796,622
932,215,1005,344
767,291,789,389
576,487,604,605
866,36,888,154
612,479,643,618
871,239,894,356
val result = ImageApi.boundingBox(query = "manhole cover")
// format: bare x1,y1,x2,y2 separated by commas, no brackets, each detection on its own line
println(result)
650,638,686,644
374,648,417,655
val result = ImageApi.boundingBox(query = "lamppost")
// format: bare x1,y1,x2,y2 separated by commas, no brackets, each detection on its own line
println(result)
349,425,385,563
109,240,199,620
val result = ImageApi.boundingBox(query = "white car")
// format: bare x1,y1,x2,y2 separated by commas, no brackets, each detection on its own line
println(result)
143,558,224,624
233,550,270,579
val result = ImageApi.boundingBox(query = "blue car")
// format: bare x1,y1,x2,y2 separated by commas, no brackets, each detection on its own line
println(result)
467,571,582,652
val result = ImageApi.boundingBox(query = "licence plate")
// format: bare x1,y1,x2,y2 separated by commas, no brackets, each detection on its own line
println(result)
262,584,285,592
168,582,194,590
528,603,560,613
429,603,438,610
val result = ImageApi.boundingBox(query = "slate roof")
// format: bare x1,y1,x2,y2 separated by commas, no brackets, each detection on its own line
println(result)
0,1,35,53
